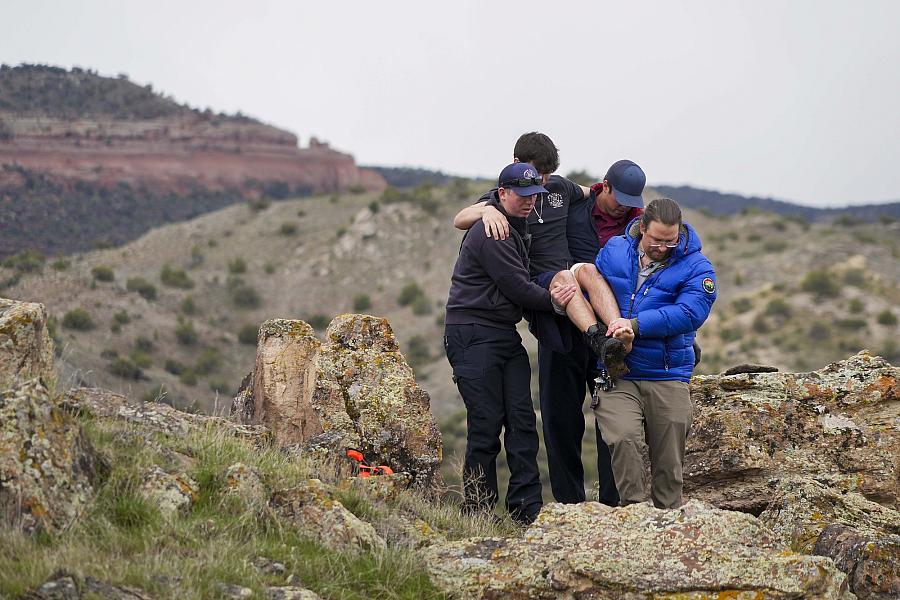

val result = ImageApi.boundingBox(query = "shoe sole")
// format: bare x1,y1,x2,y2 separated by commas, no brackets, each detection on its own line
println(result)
602,338,630,379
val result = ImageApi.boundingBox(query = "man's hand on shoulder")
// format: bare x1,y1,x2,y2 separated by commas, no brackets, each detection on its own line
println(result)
482,204,509,240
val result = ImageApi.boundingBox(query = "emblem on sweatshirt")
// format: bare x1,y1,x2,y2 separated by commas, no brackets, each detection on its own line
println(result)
702,277,716,294
547,192,564,208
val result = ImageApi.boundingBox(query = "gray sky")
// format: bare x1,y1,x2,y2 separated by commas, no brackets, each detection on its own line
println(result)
4,0,900,207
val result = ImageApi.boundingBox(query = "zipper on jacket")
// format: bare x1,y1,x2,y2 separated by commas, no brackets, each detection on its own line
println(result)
663,338,670,372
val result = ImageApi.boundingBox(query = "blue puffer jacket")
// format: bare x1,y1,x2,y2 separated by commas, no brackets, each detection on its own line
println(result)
595,219,716,382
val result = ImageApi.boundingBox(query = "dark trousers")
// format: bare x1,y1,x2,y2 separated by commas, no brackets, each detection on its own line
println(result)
538,330,620,506
444,323,542,523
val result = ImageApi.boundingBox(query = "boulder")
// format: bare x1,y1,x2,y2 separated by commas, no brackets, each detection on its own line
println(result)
232,315,442,487
0,379,104,534
265,587,323,600
685,351,899,514
270,478,386,552
759,477,900,600
424,500,853,599
24,570,154,599
223,462,267,507
138,466,199,520
0,297,55,386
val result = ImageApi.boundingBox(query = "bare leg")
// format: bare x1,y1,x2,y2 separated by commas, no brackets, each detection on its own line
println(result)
550,270,596,333
573,264,621,327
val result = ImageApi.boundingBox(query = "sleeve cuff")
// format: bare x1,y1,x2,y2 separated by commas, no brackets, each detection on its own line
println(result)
630,318,640,337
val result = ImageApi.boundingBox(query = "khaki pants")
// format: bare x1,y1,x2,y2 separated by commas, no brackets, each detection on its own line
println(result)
593,379,692,509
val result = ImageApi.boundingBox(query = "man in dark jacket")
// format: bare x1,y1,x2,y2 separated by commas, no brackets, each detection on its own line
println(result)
445,161,577,525
593,197,716,509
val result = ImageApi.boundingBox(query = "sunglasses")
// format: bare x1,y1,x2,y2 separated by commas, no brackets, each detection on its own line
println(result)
501,177,543,188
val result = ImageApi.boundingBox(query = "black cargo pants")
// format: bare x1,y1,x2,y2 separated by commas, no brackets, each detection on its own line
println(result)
444,323,542,524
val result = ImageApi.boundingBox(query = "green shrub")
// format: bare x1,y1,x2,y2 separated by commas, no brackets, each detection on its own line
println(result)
231,283,261,309
765,298,792,318
112,309,130,325
353,294,372,311
164,359,186,375
306,314,331,331
877,309,898,326
808,322,831,341
108,357,143,380
238,323,259,345
731,297,753,314
397,282,425,307
835,318,867,330
134,336,155,352
848,298,865,314
336,227,347,238
405,335,433,368
92,265,115,282
160,264,194,289
763,239,788,253
129,350,153,369
368,201,380,214
126,277,157,301
248,197,271,211
279,222,298,236
751,313,770,333
194,348,222,375
51,257,71,271
263,262,275,275
228,257,247,274
175,320,198,346
100,348,119,360
179,368,198,386
181,295,198,315
801,269,840,299
62,308,94,330
209,379,231,395
348,184,366,194
719,327,743,342
1,250,45,274
412,296,433,315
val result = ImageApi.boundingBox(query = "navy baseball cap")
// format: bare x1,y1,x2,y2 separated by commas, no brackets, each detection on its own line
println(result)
498,162,548,197
605,160,646,208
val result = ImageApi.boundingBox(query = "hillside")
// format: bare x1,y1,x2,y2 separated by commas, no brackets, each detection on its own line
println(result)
3,179,899,490
0,64,385,258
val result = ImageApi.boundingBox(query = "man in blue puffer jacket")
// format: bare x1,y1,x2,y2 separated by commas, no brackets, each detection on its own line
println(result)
593,197,716,508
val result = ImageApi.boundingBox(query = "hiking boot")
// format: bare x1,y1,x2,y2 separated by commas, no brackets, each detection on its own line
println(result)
585,325,629,379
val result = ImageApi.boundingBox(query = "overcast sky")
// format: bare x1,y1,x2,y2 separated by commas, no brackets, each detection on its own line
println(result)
4,1,899,207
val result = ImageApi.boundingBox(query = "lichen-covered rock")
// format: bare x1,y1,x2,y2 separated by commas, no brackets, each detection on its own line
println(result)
224,462,267,506
266,587,323,600
0,297,55,387
760,477,900,599
686,351,899,513
0,379,103,533
231,315,442,487
139,466,199,520
24,570,154,599
424,500,854,599
271,479,386,552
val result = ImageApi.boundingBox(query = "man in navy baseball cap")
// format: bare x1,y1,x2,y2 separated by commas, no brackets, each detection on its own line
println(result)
605,159,646,209
498,162,549,198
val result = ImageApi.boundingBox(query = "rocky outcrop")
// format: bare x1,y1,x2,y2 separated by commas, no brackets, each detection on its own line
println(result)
271,479,386,552
759,477,900,600
0,378,104,534
138,466,199,520
0,297,55,387
232,315,442,487
685,351,899,514
424,500,854,599
24,570,154,599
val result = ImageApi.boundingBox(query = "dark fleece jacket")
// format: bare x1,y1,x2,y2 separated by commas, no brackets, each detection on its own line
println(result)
445,195,551,328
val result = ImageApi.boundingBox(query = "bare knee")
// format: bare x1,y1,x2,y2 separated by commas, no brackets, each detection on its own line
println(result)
551,270,577,287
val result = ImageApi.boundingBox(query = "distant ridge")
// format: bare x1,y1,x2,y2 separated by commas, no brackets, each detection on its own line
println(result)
655,185,900,223
363,166,455,188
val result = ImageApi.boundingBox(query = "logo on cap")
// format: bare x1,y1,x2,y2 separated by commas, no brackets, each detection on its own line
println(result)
523,168,537,179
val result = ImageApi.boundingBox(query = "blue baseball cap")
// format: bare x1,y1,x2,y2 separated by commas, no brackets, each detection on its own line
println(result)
498,162,548,197
605,160,646,208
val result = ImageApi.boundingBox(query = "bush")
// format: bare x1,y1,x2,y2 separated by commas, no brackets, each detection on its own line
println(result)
835,318,867,330
129,350,153,369
238,323,259,345
876,309,898,326
848,298,865,314
113,309,131,325
160,264,194,289
181,295,198,315
765,298,792,318
194,348,222,375
108,357,143,380
397,282,425,307
353,294,372,311
843,268,868,288
126,277,157,301
1,250,45,274
228,257,247,274
62,308,94,330
279,222,298,236
731,297,753,314
306,314,331,331
405,335,433,368
92,265,114,282
209,378,231,395
51,258,71,271
164,359,186,375
719,327,743,342
412,296,433,315
763,239,788,253
248,197,271,211
134,335,155,353
263,262,275,275
368,201,380,214
179,368,198,386
175,320,198,346
801,269,840,299
231,283,261,309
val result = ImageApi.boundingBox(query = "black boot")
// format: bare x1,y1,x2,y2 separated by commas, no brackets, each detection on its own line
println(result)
584,325,629,379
